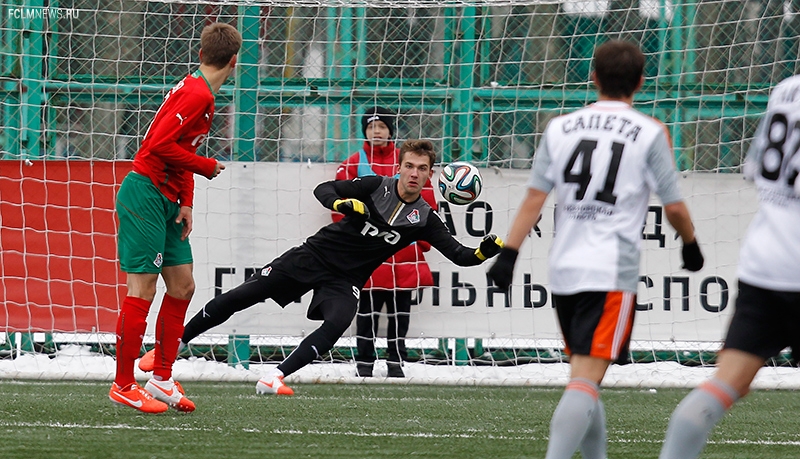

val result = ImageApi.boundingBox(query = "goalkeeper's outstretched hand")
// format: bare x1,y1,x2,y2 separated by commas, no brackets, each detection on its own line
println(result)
681,239,704,272
475,234,504,261
333,198,370,219
487,247,519,290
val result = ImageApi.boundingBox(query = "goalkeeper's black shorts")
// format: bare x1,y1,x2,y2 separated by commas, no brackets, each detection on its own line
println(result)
250,245,362,322
724,281,800,364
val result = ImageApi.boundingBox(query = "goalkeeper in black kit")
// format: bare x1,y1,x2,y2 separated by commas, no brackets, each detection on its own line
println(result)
138,139,503,397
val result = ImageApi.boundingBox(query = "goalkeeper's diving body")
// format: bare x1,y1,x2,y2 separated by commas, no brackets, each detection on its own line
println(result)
139,139,504,396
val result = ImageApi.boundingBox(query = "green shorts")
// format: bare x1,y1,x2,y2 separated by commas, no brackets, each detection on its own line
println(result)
116,172,193,273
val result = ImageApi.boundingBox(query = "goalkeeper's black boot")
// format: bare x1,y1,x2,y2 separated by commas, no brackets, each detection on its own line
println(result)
387,362,405,378
356,362,373,377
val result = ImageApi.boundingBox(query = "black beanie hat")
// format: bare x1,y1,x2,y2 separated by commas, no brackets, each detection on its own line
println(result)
361,106,396,139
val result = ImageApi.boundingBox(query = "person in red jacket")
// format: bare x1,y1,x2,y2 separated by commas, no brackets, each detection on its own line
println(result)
333,106,437,378
109,23,241,413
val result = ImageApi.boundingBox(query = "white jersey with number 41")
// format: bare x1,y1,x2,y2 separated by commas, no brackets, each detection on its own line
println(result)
738,75,800,292
527,100,683,295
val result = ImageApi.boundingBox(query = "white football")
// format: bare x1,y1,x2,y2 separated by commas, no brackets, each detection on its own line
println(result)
437,162,482,205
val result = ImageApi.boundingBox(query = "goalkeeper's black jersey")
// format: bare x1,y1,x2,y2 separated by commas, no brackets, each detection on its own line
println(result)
308,175,481,286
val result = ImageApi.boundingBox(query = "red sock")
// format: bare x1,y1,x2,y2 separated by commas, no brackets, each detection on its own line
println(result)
153,294,191,381
114,296,152,388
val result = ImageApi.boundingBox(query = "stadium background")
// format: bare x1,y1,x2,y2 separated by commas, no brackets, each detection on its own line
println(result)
1,1,797,375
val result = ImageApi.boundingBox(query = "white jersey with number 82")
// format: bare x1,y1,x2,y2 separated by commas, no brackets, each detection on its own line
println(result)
527,100,683,294
738,75,800,292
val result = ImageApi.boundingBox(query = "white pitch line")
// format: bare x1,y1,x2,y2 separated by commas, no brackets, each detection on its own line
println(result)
1,421,799,446
0,421,538,439
606,437,800,446
0,421,211,432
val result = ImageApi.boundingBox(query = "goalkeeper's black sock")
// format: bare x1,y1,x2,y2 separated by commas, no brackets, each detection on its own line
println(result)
278,320,345,377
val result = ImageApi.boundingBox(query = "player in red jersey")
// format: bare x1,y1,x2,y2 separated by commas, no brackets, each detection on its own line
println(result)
109,23,241,414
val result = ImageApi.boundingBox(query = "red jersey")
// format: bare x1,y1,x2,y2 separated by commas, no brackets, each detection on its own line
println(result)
133,70,218,207
333,141,437,290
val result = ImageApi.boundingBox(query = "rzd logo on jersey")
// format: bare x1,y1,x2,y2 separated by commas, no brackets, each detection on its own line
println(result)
360,221,401,245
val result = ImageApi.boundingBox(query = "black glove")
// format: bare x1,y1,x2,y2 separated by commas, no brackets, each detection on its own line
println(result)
682,239,704,272
475,234,504,261
333,198,370,219
487,247,519,290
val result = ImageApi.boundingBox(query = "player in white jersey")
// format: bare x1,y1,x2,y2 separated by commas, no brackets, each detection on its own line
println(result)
659,75,800,459
488,41,704,459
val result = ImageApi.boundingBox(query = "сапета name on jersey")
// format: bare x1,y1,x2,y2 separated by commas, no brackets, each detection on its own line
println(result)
561,113,643,142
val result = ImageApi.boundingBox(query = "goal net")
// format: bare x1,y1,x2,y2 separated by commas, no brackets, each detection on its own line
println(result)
1,0,798,388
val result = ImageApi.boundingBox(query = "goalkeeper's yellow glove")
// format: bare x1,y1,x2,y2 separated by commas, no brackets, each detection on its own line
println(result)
333,198,370,219
475,234,504,261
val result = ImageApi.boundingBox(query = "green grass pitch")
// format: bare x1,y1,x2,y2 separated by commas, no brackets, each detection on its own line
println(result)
0,380,798,458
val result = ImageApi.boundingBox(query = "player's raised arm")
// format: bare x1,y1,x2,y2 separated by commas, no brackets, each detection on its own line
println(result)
313,179,344,209
314,176,384,218
419,211,503,266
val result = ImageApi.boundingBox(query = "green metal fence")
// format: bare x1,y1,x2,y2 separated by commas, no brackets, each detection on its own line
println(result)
2,1,796,170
